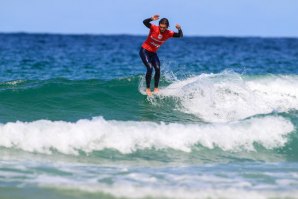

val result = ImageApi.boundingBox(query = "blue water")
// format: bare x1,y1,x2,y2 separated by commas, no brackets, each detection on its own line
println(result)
0,33,298,198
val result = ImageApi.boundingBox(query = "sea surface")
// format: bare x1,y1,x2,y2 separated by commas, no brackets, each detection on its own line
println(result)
0,33,298,199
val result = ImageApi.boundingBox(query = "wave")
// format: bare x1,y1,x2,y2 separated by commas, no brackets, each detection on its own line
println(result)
43,184,298,199
0,116,294,155
0,77,148,123
157,71,298,122
1,71,298,123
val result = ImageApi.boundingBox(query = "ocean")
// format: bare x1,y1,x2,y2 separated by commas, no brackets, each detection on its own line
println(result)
0,33,298,199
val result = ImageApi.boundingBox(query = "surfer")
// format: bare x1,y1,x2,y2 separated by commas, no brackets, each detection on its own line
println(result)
139,14,183,96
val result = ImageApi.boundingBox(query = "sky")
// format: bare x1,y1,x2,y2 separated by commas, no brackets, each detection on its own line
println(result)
0,0,297,37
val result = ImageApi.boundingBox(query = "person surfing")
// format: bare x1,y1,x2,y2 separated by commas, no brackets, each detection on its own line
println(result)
139,14,183,96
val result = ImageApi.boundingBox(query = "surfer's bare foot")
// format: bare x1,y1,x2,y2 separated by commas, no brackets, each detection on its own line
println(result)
146,88,152,96
154,88,159,93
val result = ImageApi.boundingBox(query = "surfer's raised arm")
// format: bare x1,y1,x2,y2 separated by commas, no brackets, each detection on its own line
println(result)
143,14,160,29
173,24,183,38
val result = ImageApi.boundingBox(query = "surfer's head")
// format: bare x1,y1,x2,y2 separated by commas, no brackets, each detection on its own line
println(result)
159,18,169,33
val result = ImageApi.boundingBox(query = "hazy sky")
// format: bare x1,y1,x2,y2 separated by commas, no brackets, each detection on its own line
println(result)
0,0,297,37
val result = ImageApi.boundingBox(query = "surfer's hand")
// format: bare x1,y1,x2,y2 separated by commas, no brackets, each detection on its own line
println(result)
175,24,181,30
151,15,160,21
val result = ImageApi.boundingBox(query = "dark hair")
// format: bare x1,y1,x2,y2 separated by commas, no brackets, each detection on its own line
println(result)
159,18,170,27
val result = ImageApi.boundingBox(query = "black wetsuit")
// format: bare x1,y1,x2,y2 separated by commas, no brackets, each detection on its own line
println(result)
139,18,183,89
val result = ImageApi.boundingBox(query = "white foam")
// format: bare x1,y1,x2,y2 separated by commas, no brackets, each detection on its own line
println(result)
0,80,25,86
0,116,293,155
138,76,147,95
43,183,298,199
160,71,298,122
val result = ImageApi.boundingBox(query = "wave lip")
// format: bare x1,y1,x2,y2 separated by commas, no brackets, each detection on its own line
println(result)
160,71,298,122
0,116,294,155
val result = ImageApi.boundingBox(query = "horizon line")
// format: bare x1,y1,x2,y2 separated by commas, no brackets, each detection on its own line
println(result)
0,31,297,39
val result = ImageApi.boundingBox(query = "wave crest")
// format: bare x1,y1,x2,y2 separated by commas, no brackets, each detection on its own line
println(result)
160,71,298,122
0,116,293,155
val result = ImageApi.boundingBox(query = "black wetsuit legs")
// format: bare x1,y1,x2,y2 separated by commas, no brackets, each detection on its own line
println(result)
139,47,160,89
